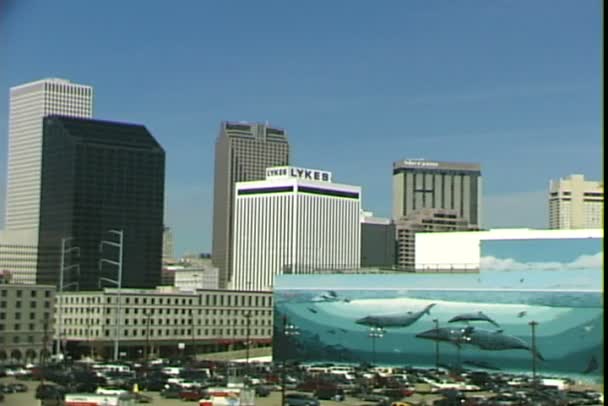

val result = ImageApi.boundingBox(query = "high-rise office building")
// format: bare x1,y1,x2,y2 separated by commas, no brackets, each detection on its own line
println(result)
36,116,165,290
6,78,93,232
212,121,290,288
392,159,482,227
232,166,361,291
549,174,603,229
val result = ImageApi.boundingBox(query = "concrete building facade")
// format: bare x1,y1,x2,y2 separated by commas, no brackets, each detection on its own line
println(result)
0,230,40,285
0,284,55,364
232,166,361,291
549,174,603,229
212,121,290,288
392,159,482,227
56,287,272,358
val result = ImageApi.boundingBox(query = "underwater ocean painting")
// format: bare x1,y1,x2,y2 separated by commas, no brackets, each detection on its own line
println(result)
273,237,603,380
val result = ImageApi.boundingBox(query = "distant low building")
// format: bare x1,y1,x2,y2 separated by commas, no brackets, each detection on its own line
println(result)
0,284,56,364
395,208,478,271
174,266,220,290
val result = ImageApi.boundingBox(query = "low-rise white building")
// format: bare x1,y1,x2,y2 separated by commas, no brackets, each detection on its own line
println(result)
56,287,272,359
174,266,220,290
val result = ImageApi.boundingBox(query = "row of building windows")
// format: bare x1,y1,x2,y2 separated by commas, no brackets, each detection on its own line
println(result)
62,294,271,307
61,306,271,317
0,290,52,298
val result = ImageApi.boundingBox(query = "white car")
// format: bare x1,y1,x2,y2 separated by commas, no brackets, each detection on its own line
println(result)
95,387,128,396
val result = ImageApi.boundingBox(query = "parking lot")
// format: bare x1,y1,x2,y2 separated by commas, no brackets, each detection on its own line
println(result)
0,360,604,406
0,377,445,405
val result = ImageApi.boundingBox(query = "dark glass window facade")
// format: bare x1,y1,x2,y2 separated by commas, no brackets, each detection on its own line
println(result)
37,116,165,290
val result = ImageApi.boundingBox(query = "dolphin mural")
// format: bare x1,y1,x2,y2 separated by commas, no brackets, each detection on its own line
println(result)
448,311,500,327
583,355,598,374
416,326,545,360
463,359,502,371
355,303,436,328
311,290,340,303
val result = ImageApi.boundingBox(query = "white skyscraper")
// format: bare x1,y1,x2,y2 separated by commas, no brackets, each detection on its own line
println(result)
231,166,361,291
549,174,603,229
5,78,93,231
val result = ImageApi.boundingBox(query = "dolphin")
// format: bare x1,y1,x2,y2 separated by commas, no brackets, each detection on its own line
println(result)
311,291,340,303
462,360,502,371
416,326,544,360
356,303,436,328
583,355,598,374
448,311,500,327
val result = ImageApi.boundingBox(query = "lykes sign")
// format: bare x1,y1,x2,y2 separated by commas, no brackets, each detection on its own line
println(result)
266,166,332,182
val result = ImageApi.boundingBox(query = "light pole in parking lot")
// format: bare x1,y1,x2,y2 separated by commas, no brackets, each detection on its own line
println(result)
281,315,299,406
98,229,124,362
433,319,440,369
368,326,384,366
245,311,252,368
529,320,539,386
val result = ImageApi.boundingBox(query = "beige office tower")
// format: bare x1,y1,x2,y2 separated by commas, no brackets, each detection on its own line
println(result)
549,174,604,229
211,121,290,288
392,159,482,226
6,78,93,231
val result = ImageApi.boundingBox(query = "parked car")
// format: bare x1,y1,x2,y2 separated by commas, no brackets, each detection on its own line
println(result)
179,388,207,401
285,393,321,406
35,384,66,400
254,385,272,397
9,383,28,393
160,384,182,399
131,392,153,403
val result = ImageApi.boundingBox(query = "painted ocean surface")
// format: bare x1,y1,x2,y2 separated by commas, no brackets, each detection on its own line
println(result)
273,287,603,379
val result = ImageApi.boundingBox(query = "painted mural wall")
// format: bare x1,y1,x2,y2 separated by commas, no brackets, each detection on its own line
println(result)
273,237,603,380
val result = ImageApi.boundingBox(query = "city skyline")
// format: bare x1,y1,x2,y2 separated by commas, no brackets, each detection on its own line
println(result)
1,0,602,257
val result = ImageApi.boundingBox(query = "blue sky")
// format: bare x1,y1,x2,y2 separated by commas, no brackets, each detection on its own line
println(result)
0,0,602,257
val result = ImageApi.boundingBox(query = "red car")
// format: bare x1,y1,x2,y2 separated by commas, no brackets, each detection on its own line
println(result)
179,389,207,401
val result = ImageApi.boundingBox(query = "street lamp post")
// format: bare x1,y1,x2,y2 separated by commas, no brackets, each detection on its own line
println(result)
55,237,80,358
98,229,124,361
144,310,151,362
529,320,539,386
245,312,251,369
281,315,299,406
368,326,384,366
190,311,196,360
433,319,440,369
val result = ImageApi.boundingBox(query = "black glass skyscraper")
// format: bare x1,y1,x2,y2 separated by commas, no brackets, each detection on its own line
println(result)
37,116,165,290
